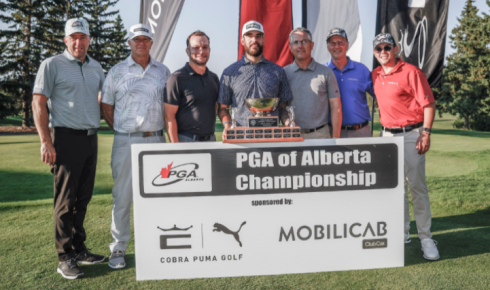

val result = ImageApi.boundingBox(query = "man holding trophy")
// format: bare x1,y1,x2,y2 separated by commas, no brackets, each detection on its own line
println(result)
284,27,342,139
218,20,293,138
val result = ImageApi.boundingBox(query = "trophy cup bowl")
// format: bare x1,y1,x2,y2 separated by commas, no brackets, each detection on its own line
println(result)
244,98,279,117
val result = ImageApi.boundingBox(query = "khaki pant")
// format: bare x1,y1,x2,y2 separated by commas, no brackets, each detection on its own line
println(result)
380,127,432,240
109,133,166,252
302,125,330,139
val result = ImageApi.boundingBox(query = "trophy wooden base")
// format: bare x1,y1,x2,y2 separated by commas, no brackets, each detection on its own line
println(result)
223,126,304,143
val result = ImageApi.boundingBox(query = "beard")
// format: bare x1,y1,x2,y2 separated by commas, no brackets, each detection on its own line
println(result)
245,42,263,57
190,54,208,66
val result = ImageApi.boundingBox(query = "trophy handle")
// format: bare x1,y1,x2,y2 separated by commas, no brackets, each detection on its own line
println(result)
286,106,296,127
231,107,237,129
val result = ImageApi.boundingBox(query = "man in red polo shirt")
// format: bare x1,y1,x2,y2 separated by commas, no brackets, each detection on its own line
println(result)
372,33,439,260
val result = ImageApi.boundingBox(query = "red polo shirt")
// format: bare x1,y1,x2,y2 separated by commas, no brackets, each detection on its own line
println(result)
372,59,435,128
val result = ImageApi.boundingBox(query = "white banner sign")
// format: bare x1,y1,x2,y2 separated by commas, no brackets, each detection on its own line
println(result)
131,138,404,281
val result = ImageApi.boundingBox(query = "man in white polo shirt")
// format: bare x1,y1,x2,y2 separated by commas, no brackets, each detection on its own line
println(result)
101,24,170,269
32,18,106,280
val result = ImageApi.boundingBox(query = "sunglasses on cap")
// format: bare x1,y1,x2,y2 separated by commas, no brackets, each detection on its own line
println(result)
374,45,393,52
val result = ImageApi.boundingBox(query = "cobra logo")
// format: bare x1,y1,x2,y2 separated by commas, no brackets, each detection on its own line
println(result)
152,162,201,186
398,16,428,69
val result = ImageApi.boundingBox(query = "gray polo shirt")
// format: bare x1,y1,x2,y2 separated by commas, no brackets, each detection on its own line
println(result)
283,59,340,129
33,50,105,129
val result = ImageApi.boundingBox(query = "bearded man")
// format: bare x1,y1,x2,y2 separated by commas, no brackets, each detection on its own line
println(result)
217,20,292,135
164,30,220,142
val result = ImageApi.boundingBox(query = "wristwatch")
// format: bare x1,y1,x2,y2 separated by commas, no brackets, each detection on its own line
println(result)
422,127,431,134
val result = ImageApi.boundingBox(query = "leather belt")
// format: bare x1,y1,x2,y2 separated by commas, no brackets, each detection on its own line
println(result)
178,131,214,141
382,122,423,134
301,124,325,134
53,127,97,136
115,130,163,137
328,121,369,131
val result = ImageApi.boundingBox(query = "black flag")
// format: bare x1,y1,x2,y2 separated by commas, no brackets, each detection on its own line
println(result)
374,0,449,88
139,0,185,63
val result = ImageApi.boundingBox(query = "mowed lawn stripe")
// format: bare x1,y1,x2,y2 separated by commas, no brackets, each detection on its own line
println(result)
0,114,489,289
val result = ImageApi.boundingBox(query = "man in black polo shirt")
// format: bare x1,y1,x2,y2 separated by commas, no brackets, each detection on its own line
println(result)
164,30,219,142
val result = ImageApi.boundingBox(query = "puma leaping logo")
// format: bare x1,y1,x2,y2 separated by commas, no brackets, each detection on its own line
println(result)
213,222,246,247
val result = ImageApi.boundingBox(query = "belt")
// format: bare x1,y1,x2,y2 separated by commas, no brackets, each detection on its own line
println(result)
115,130,163,137
53,127,97,136
328,121,369,131
301,124,325,134
179,131,214,142
382,122,423,134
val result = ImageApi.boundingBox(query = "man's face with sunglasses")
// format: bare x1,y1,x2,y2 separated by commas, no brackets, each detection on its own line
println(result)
374,43,398,66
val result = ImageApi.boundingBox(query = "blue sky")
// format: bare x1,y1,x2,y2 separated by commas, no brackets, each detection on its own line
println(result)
115,0,489,75
1,0,489,76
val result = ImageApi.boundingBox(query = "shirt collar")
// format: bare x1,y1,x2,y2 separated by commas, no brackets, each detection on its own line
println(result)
63,49,90,64
378,58,405,76
241,54,267,65
184,62,208,76
127,54,157,68
327,57,354,72
292,58,317,72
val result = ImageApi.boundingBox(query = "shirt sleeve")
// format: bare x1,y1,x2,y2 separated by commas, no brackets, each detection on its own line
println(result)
326,69,340,99
217,72,233,106
101,69,116,105
163,74,181,106
33,59,55,98
366,72,376,99
278,69,293,103
412,70,435,107
98,67,105,92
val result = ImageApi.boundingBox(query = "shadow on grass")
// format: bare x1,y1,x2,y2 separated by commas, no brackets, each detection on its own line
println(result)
431,128,490,138
81,254,135,278
405,208,490,266
0,141,40,145
0,171,112,203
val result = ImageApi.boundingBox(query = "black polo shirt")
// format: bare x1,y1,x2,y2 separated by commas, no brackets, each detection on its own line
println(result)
164,62,220,135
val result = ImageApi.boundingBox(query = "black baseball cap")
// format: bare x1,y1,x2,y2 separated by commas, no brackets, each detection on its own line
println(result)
326,27,348,42
373,33,396,48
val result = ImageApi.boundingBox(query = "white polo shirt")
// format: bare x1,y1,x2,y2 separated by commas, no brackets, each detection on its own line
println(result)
101,55,171,133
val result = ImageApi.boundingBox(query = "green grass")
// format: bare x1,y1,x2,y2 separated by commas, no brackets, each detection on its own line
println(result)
1,114,490,289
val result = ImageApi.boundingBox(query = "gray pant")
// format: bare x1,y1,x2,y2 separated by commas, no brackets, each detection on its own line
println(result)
302,125,331,139
109,133,166,252
381,127,432,240
178,133,216,142
329,124,372,138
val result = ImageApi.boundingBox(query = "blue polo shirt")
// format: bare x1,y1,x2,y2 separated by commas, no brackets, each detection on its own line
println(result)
324,58,375,125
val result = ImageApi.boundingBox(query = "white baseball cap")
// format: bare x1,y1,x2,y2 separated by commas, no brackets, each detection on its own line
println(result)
65,18,90,36
241,20,265,37
129,24,153,40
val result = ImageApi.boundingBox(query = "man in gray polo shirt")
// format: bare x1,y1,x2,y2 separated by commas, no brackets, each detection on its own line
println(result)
101,24,170,269
32,18,106,280
284,27,342,138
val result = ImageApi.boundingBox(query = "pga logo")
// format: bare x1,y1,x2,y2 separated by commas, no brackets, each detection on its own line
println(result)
143,153,212,194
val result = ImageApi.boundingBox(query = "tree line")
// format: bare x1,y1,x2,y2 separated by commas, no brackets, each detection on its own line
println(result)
1,1,490,131
0,0,129,127
435,0,490,131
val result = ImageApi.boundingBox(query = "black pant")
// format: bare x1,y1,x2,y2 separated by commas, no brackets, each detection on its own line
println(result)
51,130,98,261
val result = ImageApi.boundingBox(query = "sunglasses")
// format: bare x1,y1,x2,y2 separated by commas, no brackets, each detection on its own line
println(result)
375,45,393,52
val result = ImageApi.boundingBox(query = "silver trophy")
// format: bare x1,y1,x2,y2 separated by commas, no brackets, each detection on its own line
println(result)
244,98,279,117
286,106,296,127
231,107,237,129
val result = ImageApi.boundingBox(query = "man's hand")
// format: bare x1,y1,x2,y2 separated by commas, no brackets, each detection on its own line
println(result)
222,122,232,139
41,141,57,166
218,104,232,140
416,131,431,154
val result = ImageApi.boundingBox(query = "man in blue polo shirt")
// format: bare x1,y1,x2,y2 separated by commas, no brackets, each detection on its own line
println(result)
325,28,375,138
